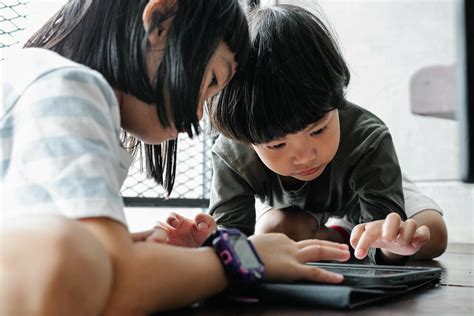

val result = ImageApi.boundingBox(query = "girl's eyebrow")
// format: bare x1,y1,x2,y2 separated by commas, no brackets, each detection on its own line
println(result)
306,112,332,131
265,111,333,145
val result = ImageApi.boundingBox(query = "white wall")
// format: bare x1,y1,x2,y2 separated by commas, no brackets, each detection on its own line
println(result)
5,0,472,242
278,0,473,242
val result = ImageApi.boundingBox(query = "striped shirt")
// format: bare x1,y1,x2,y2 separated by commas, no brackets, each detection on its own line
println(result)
1,48,132,226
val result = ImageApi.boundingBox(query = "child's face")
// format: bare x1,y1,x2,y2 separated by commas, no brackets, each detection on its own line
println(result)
198,42,238,120
120,41,236,144
252,109,340,182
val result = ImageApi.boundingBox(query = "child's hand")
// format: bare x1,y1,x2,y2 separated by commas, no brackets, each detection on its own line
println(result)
145,212,217,247
249,233,351,283
350,213,430,259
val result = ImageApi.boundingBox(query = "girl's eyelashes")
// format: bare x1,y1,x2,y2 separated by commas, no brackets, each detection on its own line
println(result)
208,73,218,87
267,143,286,150
264,126,328,150
310,126,328,136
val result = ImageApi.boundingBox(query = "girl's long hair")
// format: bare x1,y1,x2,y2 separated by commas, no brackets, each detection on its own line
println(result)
26,0,250,195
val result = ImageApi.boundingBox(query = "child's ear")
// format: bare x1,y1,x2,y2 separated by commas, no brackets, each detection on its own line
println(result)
142,0,176,49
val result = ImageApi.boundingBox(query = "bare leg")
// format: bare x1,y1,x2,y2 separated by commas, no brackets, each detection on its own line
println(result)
0,215,113,316
255,207,319,241
255,207,346,243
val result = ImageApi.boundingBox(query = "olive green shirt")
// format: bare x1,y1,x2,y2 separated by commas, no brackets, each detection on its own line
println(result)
209,102,405,237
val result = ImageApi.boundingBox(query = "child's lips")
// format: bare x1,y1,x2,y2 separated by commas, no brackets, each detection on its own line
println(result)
296,165,321,176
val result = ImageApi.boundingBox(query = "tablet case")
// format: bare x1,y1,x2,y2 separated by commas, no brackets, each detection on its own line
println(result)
157,277,439,315
161,265,441,314
254,279,438,309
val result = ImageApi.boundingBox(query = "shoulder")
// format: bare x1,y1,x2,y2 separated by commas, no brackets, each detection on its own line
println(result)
211,135,268,179
338,102,393,155
5,48,98,84
212,135,259,166
3,48,117,121
4,48,115,108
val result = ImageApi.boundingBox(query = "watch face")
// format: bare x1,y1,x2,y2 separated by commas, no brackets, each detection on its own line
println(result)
228,235,261,269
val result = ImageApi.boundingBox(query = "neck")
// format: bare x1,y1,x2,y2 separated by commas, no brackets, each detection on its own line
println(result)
280,176,307,191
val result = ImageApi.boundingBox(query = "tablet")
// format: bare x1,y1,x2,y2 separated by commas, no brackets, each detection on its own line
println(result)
306,262,442,287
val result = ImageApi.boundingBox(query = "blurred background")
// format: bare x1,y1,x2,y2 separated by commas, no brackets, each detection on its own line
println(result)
1,0,472,242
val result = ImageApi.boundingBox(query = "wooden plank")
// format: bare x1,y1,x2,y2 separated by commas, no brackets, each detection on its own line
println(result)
162,286,474,316
409,243,474,287
445,243,474,255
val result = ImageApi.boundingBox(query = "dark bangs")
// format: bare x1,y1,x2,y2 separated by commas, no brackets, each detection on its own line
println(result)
145,0,249,195
212,4,350,144
152,0,249,138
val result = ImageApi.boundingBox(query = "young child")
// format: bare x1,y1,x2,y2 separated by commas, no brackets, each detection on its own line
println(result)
154,4,447,265
0,1,351,315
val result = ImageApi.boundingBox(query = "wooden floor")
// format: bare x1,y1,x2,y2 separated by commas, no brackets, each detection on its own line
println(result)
162,243,474,315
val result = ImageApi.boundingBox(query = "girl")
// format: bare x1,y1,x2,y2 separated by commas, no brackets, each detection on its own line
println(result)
154,4,447,266
0,1,350,315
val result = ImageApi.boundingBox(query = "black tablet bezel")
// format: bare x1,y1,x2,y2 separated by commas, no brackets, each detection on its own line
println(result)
306,262,441,287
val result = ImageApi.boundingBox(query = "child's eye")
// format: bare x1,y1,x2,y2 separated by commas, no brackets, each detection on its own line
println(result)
208,73,218,87
310,126,328,136
267,143,286,150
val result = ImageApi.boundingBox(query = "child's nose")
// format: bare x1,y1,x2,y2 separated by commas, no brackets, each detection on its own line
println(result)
292,146,317,165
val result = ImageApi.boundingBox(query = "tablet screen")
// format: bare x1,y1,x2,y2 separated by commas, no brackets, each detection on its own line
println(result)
304,263,441,286
322,266,408,276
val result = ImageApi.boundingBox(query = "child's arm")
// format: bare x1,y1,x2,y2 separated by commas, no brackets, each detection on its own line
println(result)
207,149,262,236
350,210,447,263
81,217,350,314
406,209,447,259
400,176,448,259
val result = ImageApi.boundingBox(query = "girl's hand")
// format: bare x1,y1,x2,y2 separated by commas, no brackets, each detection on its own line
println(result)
249,233,351,283
145,212,217,247
350,212,431,259
131,230,154,242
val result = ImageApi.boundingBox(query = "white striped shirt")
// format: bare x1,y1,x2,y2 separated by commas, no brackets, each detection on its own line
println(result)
1,48,132,226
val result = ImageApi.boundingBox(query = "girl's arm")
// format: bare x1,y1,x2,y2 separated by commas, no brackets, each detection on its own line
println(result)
82,217,227,314
81,217,350,315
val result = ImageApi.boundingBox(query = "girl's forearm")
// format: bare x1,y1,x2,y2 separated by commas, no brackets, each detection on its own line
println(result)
123,243,228,313
81,218,228,315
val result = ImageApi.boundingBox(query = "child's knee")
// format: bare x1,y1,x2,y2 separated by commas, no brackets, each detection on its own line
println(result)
255,208,317,241
0,215,112,316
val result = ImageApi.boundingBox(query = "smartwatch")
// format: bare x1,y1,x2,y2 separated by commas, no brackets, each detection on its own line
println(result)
203,228,265,286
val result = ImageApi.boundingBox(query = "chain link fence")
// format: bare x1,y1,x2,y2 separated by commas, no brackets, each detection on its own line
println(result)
0,0,29,56
121,131,215,208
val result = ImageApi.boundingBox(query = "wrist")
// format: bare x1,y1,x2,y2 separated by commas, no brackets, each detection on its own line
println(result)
368,248,412,265
203,228,265,287
380,248,407,262
201,246,229,289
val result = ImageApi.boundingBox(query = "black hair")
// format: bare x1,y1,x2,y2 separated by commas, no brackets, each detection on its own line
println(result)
210,4,350,144
25,0,250,195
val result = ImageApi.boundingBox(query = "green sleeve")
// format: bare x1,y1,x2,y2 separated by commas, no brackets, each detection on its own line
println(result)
208,151,257,236
350,133,406,223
